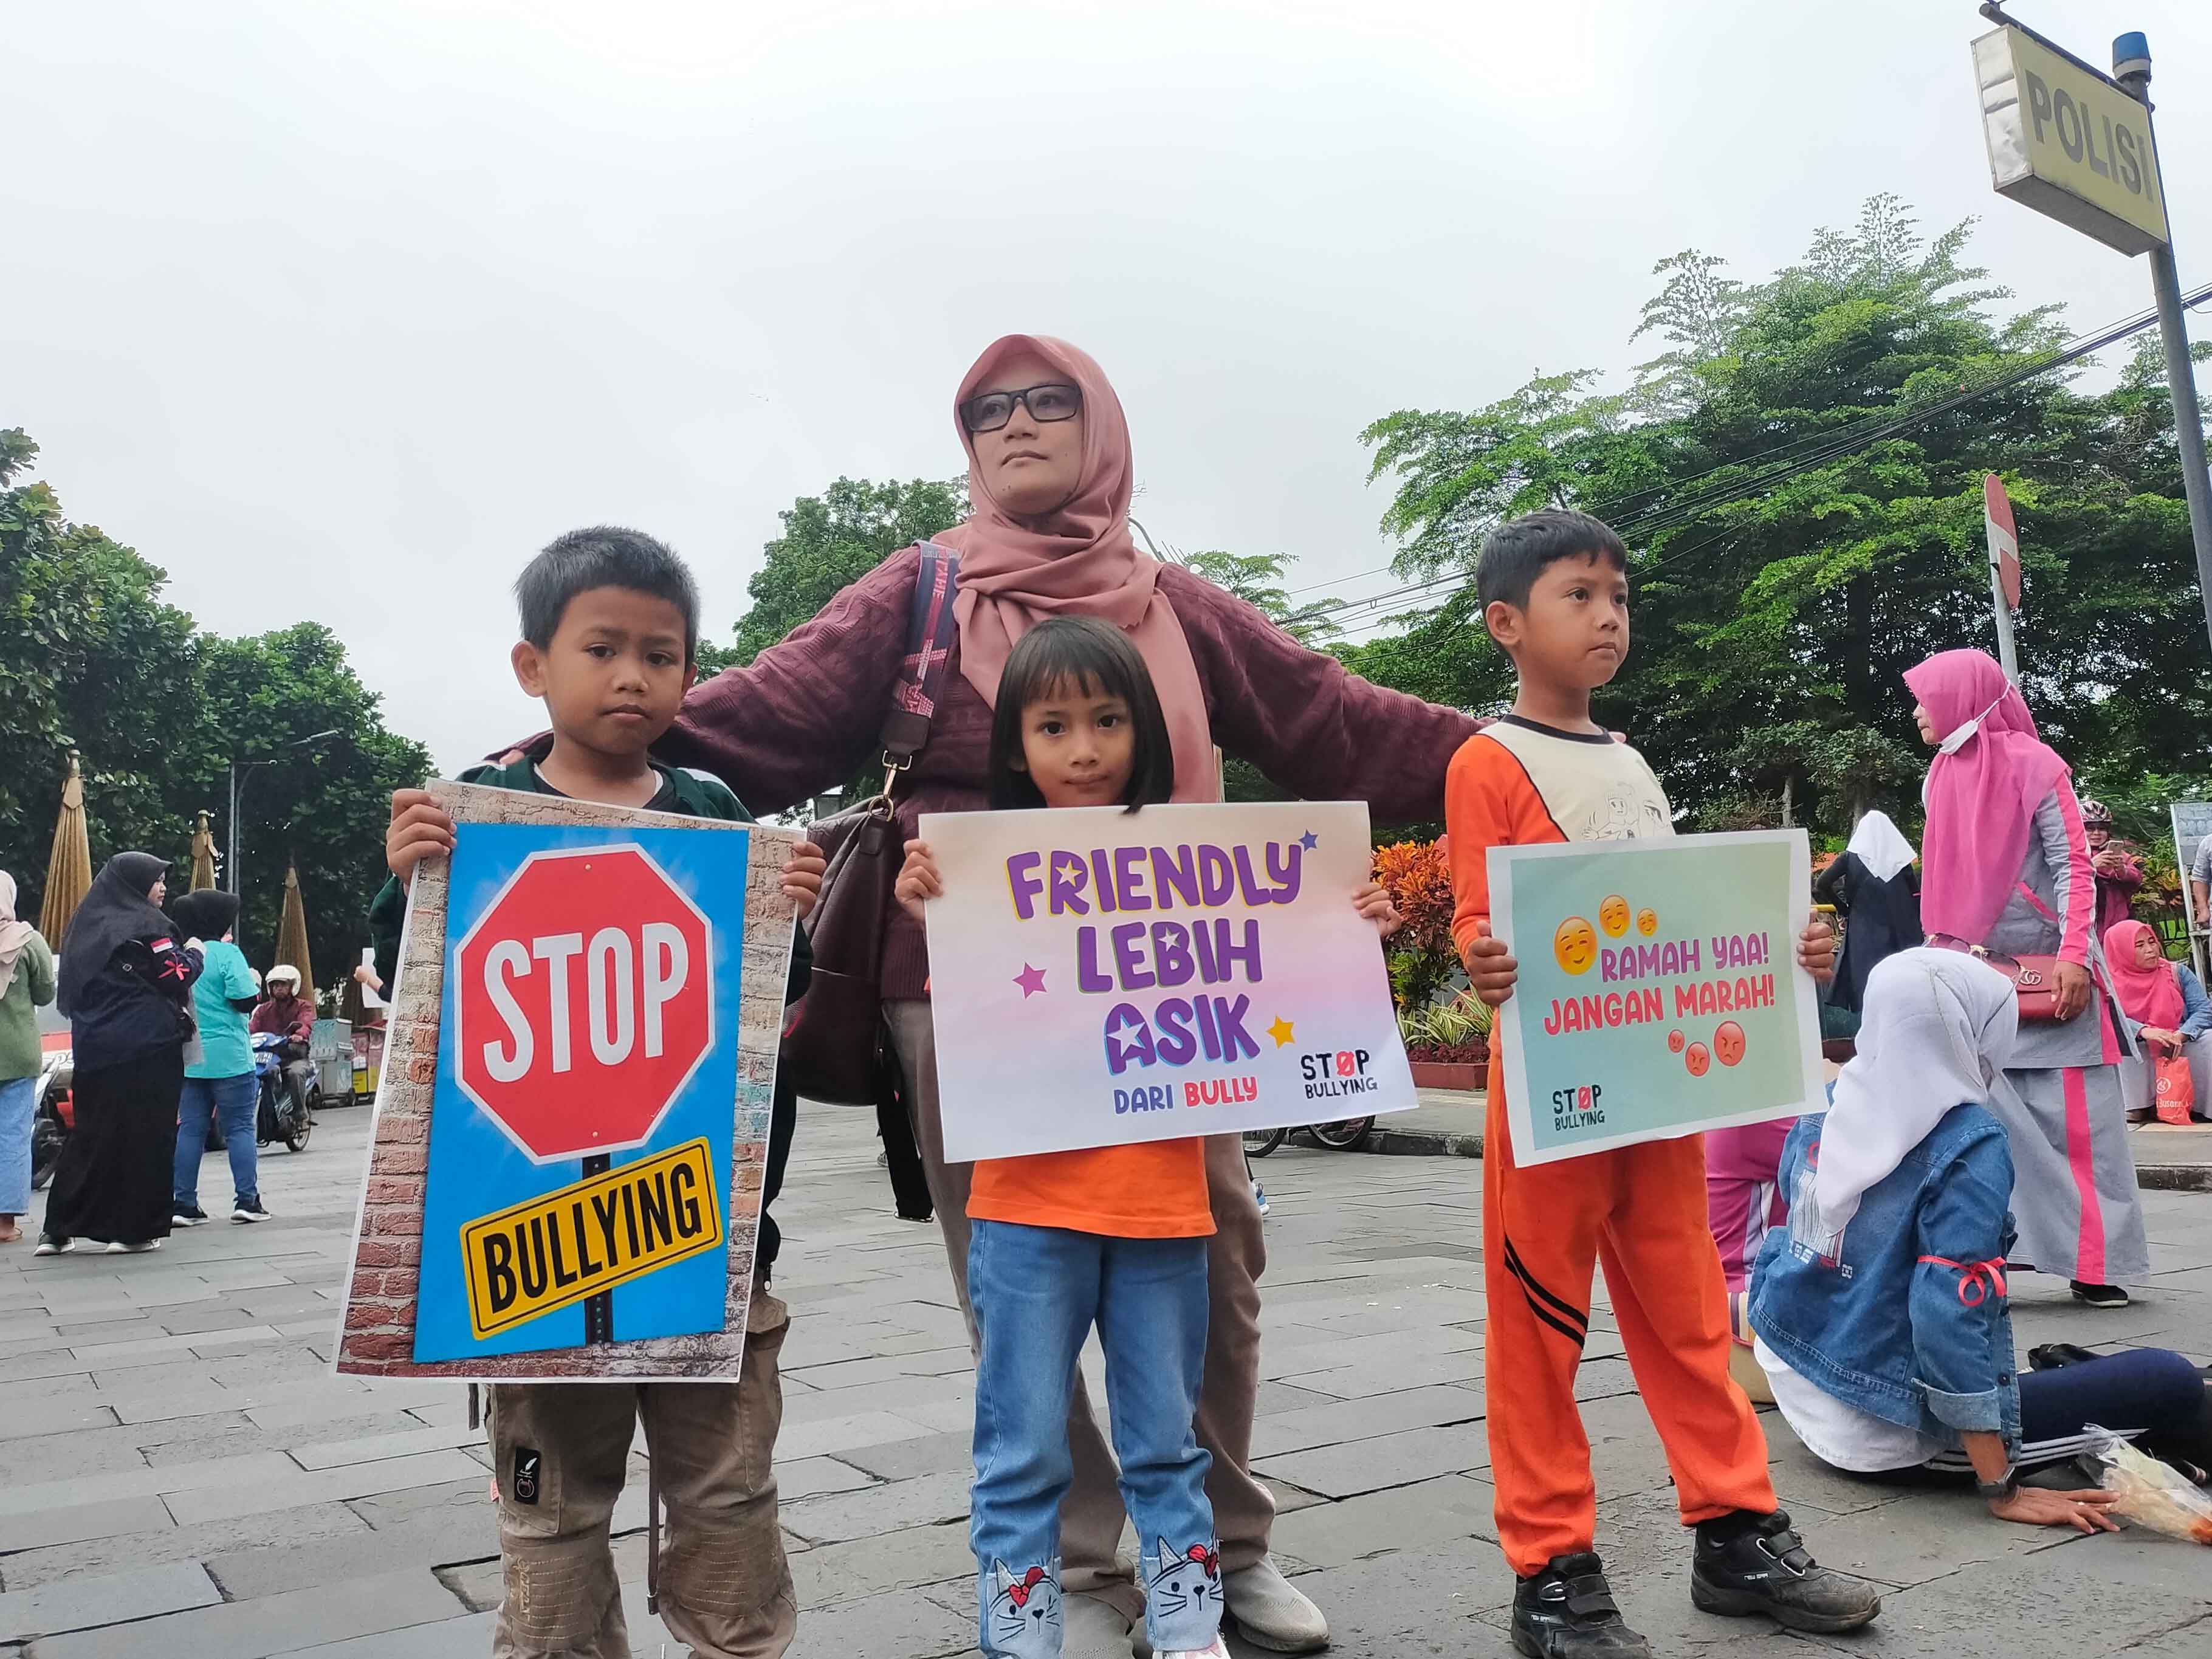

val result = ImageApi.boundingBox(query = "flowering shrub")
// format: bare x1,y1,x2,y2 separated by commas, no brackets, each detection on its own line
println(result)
1373,839,1457,1012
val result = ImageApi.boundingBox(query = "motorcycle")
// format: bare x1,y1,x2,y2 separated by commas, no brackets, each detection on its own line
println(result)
1241,1116,1376,1158
30,1046,72,1190
252,1031,317,1152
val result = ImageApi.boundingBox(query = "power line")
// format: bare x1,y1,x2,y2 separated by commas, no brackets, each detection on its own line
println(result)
1289,281,2212,636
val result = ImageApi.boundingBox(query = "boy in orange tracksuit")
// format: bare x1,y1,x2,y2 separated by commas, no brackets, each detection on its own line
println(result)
1445,510,1880,1659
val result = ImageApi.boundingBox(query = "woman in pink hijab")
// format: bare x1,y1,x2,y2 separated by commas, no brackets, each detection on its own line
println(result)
611,335,1486,1657
1904,648,2148,1308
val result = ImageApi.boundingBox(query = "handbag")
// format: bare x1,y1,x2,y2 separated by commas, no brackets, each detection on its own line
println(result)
1969,950,2065,1022
778,541,961,1105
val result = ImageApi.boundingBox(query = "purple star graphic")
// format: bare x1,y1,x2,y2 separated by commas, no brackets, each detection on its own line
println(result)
1298,831,1319,851
1013,963,1048,998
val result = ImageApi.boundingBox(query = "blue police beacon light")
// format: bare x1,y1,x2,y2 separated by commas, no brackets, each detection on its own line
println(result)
2112,33,2152,83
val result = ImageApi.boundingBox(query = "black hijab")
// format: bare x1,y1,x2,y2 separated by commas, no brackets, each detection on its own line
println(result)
58,851,171,1017
170,888,241,944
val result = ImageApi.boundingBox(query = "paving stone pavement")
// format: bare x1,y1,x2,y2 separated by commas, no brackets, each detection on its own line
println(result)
3,1104,2208,1657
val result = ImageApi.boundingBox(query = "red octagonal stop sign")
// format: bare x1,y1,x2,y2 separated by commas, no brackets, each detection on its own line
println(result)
453,844,715,1164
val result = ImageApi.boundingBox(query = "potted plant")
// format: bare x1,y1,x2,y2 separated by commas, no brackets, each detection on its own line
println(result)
1400,994,1491,1093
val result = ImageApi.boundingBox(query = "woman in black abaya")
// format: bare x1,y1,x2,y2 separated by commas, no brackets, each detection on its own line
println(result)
40,853,202,1254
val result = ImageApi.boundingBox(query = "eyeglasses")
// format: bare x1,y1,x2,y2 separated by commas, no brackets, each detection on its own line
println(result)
960,382,1082,434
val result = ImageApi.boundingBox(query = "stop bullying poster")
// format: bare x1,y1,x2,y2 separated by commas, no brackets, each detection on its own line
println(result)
336,782,803,1382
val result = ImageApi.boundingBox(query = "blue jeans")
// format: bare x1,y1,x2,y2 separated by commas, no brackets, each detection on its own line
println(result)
968,1218,1218,1658
174,1072,259,1209
0,1075,34,1215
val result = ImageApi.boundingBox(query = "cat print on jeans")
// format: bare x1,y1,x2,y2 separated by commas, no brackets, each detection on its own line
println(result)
986,1559,1062,1657
1144,1537,1223,1644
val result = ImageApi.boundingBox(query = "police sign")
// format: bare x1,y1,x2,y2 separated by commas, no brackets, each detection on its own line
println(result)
1973,25,2168,256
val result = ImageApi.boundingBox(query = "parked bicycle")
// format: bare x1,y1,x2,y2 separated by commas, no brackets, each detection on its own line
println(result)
1242,1117,1376,1158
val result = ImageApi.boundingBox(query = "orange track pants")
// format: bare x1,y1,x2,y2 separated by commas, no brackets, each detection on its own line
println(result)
1482,1087,1777,1576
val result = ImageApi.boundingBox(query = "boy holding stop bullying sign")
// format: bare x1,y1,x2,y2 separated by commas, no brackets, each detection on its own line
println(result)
371,528,826,1659
1443,511,1875,1659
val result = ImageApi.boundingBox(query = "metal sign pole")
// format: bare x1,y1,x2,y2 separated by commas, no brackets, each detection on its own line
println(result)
2114,34,2212,658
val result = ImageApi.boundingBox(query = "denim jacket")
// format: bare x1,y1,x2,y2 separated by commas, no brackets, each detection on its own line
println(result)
1748,1102,2022,1454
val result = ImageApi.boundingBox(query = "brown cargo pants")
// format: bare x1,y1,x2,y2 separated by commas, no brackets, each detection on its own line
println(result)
486,1289,796,1658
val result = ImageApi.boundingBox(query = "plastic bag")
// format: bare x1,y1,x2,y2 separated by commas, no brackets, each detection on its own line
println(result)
2086,1425,2212,1544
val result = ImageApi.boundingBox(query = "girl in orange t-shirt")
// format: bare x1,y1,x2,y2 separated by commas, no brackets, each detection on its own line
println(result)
898,617,1398,1659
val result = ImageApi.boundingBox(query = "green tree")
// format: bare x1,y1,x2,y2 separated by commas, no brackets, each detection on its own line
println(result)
190,625,432,984
700,476,967,673
1349,195,2212,838
1,428,211,898
1,430,431,980
1180,549,1341,645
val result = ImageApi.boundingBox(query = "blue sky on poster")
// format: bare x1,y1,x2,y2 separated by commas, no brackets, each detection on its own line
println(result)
4,1,2207,771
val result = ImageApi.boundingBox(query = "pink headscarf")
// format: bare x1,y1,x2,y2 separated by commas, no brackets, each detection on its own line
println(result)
939,335,1218,803
1903,649,2069,944
2104,919,2185,1029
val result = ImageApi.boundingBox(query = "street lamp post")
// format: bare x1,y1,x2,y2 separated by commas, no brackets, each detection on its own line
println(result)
227,729,341,897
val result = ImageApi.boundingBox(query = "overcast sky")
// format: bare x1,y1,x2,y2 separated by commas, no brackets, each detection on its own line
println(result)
8,1,2207,772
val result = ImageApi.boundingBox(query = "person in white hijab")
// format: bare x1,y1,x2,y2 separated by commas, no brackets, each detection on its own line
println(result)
1812,810,1924,1015
1750,950,2209,1525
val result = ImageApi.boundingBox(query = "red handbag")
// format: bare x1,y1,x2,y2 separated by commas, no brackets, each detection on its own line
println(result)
1970,950,2065,1022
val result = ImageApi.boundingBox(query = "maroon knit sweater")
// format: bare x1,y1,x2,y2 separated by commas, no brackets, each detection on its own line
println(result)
648,546,1486,1000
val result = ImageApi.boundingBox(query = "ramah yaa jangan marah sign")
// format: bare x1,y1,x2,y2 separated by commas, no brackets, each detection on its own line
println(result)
1486,829,1824,1167
336,781,800,1382
921,800,1417,1163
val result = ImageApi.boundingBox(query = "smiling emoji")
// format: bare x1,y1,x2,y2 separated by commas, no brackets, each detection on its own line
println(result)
1714,1020,1747,1067
1598,895,1630,938
1553,916,1598,975
1637,907,1658,936
1684,1041,1711,1077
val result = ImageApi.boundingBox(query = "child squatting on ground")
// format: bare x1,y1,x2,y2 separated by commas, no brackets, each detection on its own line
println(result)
895,616,1400,1659
1444,510,1884,1659
372,527,827,1659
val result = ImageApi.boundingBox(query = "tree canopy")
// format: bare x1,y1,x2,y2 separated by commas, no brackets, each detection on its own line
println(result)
700,475,967,674
1347,194,2212,838
1,430,431,979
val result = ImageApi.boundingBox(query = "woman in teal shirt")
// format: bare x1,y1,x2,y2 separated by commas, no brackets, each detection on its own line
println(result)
170,890,267,1225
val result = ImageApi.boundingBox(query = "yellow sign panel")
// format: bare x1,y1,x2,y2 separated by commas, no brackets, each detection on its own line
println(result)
1973,26,2168,255
461,1137,724,1339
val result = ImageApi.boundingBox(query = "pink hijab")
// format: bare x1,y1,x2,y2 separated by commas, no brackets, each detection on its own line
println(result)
2104,919,2185,1028
939,335,1218,803
1903,649,2070,944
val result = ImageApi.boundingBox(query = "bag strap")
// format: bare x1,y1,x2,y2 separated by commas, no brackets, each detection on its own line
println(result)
874,540,961,792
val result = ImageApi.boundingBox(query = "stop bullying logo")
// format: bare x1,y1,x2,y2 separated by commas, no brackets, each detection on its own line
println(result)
451,843,716,1165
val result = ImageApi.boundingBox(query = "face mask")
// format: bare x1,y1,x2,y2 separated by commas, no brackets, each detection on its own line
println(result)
1935,693,2007,756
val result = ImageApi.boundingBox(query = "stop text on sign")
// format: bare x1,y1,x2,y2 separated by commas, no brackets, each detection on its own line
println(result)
479,922,692,1079
452,843,718,1164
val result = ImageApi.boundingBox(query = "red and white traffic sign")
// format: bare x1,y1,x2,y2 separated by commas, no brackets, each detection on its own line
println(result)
452,844,715,1164
1984,473,2022,613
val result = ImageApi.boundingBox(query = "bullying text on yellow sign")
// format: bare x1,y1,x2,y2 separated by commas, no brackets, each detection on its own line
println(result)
461,1137,723,1339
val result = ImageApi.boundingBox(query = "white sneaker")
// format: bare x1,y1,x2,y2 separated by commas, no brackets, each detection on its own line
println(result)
105,1238,163,1254
1159,1640,1231,1659
33,1235,74,1255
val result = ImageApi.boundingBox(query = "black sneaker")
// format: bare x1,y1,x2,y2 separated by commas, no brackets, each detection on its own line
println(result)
1511,1553,1653,1658
173,1204,210,1228
2070,1280,2129,1308
32,1234,74,1256
1690,1511,1880,1633
232,1197,270,1223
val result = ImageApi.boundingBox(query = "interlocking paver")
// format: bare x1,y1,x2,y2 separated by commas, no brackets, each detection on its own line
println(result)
2,1104,2204,1659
